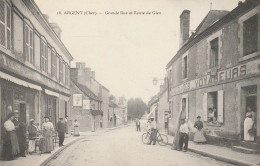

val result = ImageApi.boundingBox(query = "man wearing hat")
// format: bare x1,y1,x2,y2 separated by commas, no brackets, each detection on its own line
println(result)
148,117,157,145
56,118,66,147
12,110,27,157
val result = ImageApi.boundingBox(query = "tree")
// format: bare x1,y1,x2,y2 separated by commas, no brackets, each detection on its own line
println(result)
127,98,147,120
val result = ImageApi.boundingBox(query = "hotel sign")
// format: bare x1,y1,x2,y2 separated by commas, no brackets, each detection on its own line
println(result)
171,59,260,96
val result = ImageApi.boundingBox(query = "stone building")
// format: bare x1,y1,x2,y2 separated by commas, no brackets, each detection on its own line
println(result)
166,0,260,150
70,62,110,128
0,0,72,153
70,80,102,132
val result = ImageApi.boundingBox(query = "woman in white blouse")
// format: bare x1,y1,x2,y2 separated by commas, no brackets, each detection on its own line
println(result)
2,113,20,160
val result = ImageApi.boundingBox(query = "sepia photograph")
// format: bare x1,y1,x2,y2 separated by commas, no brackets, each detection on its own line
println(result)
0,0,260,165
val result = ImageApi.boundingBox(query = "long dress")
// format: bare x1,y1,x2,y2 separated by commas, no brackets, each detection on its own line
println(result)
2,120,20,160
74,121,80,136
42,122,54,152
28,125,38,153
193,121,206,143
244,117,254,141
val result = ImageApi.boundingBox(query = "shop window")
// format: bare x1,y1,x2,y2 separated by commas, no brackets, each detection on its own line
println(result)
203,90,224,124
243,14,258,56
183,56,188,79
0,0,11,50
210,38,219,68
25,24,34,64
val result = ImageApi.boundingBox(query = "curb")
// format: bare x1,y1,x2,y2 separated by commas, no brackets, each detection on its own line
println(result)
164,141,255,166
187,148,253,166
40,137,85,166
40,125,128,166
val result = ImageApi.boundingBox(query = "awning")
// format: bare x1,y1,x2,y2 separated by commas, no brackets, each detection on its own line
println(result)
45,89,59,97
0,71,42,91
147,105,157,119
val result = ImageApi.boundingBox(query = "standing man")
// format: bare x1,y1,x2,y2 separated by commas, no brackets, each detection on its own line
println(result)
65,115,69,134
136,119,141,132
179,119,191,152
100,118,103,128
56,118,66,147
12,110,26,157
148,117,157,145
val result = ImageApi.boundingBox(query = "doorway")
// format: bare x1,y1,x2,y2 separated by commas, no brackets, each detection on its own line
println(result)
241,85,257,141
19,103,26,123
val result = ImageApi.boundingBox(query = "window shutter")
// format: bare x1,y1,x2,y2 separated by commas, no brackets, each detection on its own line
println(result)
203,93,208,121
218,90,224,123
186,96,189,119
0,0,5,46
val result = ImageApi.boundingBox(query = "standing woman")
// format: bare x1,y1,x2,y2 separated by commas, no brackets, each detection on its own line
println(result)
74,119,80,136
2,113,20,160
193,116,206,143
42,117,54,153
28,119,38,154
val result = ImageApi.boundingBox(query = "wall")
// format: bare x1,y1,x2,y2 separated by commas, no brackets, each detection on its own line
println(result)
167,4,260,143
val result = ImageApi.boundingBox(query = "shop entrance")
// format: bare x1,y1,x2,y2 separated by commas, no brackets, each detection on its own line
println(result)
19,103,26,123
241,85,257,141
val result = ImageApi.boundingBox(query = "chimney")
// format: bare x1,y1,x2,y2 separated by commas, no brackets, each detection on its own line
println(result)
50,23,62,39
43,14,49,23
76,62,86,69
91,71,95,79
179,10,190,48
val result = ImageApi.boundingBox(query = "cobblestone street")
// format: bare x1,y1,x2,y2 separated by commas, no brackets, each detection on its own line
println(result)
46,125,233,166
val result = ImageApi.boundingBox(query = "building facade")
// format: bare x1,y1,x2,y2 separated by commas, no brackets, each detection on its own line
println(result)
166,0,260,146
71,62,110,128
0,0,72,153
70,80,102,132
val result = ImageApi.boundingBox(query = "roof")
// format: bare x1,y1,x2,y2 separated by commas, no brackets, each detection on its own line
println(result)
71,80,101,102
166,0,260,68
194,10,229,35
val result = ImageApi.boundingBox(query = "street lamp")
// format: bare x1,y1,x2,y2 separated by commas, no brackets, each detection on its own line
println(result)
153,77,164,85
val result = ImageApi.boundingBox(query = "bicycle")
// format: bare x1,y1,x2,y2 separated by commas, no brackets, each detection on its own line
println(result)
142,127,168,146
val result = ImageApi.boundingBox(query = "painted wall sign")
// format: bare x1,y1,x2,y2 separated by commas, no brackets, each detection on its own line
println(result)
73,94,83,106
171,59,260,96
83,99,90,110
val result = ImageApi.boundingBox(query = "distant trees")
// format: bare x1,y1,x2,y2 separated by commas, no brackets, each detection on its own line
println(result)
127,98,148,120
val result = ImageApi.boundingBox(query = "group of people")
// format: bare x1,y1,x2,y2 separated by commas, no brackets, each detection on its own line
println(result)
2,109,81,161
178,116,206,152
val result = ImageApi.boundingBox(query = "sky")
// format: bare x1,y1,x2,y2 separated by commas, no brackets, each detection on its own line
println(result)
35,0,241,103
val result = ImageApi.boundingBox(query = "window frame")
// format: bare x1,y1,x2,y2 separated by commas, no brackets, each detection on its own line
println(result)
238,7,260,62
182,55,188,80
25,23,34,65
40,39,48,73
0,0,12,50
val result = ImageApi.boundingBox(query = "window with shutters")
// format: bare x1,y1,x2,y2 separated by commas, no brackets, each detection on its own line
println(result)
243,14,258,56
203,90,224,125
25,24,34,64
51,51,57,78
0,0,11,50
65,65,68,86
59,59,63,83
40,40,48,72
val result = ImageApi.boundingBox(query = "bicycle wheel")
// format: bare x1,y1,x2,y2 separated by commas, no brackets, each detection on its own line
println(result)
142,133,150,144
157,134,168,146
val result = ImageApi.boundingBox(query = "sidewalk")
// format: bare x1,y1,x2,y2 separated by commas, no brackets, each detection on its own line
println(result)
162,131,260,166
0,125,127,166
